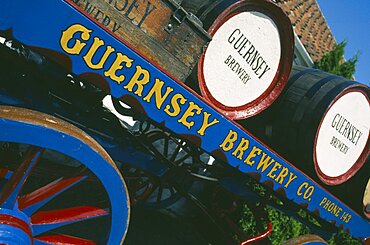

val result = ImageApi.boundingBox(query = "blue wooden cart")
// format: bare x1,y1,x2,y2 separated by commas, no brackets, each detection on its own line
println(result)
0,1,368,244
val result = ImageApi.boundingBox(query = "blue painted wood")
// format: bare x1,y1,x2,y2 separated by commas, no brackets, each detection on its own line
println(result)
21,176,88,216
0,224,31,244
0,0,368,242
0,113,130,244
0,208,32,244
31,208,109,236
0,148,43,209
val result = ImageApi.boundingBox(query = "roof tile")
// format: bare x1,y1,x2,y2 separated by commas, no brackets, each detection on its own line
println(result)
277,0,336,61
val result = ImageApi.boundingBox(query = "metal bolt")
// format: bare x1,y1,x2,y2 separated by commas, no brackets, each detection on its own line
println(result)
167,23,173,32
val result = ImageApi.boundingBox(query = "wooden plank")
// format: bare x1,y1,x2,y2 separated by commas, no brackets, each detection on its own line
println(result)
71,0,210,81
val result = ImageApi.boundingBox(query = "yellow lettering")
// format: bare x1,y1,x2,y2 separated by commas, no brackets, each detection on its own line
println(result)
105,53,134,84
123,65,149,95
275,167,289,185
336,208,342,217
60,24,91,55
178,102,202,129
220,130,238,152
341,213,351,223
232,138,250,160
297,182,308,196
303,185,314,200
332,205,338,215
297,182,314,200
347,215,352,223
319,197,327,206
328,203,334,212
323,199,331,209
197,112,219,136
244,146,261,166
267,162,282,179
143,79,174,109
256,153,274,172
320,197,342,216
284,172,297,188
164,93,187,117
83,37,115,69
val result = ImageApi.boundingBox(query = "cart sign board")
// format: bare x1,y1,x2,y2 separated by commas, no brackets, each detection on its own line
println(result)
198,0,294,119
315,89,370,185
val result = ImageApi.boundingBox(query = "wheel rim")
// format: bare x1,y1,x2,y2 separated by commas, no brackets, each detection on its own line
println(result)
120,130,208,209
0,106,130,244
121,164,183,209
145,130,218,182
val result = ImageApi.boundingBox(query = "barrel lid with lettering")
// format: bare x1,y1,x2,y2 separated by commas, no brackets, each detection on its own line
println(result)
198,0,294,119
314,86,370,185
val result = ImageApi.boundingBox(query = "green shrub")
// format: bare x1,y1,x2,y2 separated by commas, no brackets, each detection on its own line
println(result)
240,202,362,244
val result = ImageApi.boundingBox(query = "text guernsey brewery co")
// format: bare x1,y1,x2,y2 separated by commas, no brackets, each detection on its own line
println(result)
59,23,353,224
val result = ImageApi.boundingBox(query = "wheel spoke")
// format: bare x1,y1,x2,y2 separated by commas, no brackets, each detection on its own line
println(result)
0,146,44,208
0,106,130,243
137,182,156,201
163,137,169,158
132,178,150,192
169,141,182,162
169,186,176,196
174,152,192,166
156,185,163,203
34,234,95,245
18,176,87,215
31,206,109,236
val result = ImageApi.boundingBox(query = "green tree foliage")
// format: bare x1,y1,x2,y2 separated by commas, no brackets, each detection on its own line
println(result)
239,182,362,244
314,40,359,79
328,230,362,245
241,204,362,244
241,206,310,245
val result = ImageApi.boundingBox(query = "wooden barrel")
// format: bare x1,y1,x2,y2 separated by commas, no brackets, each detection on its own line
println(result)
185,0,294,119
182,0,237,29
243,66,370,187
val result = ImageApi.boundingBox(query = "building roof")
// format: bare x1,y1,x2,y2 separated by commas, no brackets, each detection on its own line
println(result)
275,0,336,62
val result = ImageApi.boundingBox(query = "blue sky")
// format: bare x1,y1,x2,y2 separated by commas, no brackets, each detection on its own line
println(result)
316,0,370,85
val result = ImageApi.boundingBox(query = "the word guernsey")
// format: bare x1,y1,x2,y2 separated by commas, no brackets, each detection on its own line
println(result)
228,28,271,80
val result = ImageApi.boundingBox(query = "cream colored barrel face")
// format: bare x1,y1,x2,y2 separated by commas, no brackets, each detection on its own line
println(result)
315,91,369,178
203,11,281,107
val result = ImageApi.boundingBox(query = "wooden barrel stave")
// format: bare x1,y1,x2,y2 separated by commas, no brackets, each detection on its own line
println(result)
252,67,365,165
295,80,358,161
241,66,369,216
262,68,345,159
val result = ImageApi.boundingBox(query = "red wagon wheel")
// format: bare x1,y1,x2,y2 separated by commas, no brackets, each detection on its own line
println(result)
0,106,130,244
